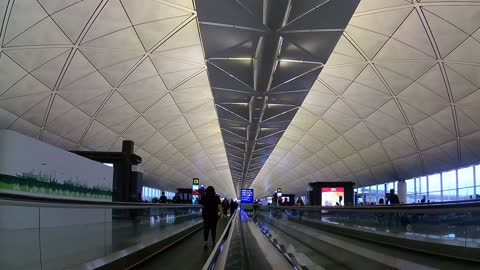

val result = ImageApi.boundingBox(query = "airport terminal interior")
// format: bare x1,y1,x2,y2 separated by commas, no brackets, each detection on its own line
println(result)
1,0,480,269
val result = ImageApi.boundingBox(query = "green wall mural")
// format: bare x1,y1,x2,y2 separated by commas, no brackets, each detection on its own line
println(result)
0,170,112,200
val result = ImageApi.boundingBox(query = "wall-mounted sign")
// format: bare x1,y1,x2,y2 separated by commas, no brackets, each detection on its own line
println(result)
0,130,113,201
240,189,254,204
192,178,199,204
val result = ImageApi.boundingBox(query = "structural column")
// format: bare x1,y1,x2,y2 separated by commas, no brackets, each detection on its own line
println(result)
397,180,407,204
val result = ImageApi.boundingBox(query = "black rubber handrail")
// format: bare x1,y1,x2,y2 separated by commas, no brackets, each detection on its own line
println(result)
202,209,238,270
0,194,200,208
262,200,480,212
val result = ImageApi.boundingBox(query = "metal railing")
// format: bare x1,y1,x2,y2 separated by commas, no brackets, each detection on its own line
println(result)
202,209,238,270
257,202,480,261
0,197,202,270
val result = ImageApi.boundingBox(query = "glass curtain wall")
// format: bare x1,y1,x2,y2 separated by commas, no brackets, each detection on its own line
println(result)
356,164,480,204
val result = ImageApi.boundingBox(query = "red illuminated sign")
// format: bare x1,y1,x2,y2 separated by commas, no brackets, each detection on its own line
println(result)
321,187,344,192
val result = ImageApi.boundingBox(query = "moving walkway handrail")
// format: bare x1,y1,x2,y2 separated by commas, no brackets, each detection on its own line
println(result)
263,201,480,213
202,209,238,270
0,196,201,209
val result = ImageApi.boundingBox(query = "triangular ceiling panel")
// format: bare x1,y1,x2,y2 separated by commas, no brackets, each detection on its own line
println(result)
121,57,158,85
155,19,200,52
82,0,131,43
349,8,412,36
161,68,204,90
3,0,48,44
22,97,51,126
0,74,51,99
31,50,71,90
355,0,411,13
122,0,192,25
6,17,71,47
423,8,469,58
59,51,98,89
135,16,190,51
119,75,167,112
425,5,480,35
4,47,70,72
82,27,145,52
45,0,103,43
446,37,480,63
0,92,50,117
391,10,435,58
345,25,389,59
97,56,143,86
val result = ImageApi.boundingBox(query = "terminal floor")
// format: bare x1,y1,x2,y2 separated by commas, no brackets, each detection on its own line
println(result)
136,217,229,270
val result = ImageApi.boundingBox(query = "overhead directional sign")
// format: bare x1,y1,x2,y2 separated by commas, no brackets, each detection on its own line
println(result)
241,188,254,204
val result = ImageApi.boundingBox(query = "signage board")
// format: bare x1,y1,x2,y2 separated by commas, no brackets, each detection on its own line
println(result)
240,189,254,204
192,178,199,204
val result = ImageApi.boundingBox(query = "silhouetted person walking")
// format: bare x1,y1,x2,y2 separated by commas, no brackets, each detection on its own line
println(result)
200,186,223,247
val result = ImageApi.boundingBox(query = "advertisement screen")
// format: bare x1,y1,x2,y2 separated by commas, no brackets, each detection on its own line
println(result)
240,189,254,204
321,187,344,206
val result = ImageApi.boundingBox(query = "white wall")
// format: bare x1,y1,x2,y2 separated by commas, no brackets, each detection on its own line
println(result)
0,130,113,201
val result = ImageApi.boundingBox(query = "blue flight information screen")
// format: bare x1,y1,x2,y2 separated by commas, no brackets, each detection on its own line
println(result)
241,189,254,204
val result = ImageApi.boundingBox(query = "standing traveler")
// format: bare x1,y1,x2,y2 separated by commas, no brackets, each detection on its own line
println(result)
222,198,229,216
159,191,167,203
172,193,180,204
296,197,305,206
200,186,224,247
230,199,236,216
385,189,400,205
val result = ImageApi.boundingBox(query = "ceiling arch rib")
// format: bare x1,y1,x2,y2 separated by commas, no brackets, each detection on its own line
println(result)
196,0,360,194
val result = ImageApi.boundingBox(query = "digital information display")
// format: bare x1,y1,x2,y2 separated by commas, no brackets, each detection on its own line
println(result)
192,178,199,204
321,187,344,206
240,189,254,204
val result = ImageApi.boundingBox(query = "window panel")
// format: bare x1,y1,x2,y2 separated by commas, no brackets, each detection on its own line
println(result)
458,187,475,200
364,186,371,203
386,182,395,193
458,166,474,188
406,193,415,204
428,191,441,203
443,189,456,201
420,176,427,194
442,170,456,190
428,174,441,192
406,178,414,193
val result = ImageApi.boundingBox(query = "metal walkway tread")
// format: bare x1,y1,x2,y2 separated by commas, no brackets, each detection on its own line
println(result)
136,217,229,270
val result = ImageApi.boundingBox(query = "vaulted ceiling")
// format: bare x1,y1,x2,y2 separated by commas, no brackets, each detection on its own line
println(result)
0,0,235,197
252,0,480,197
1,0,480,199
